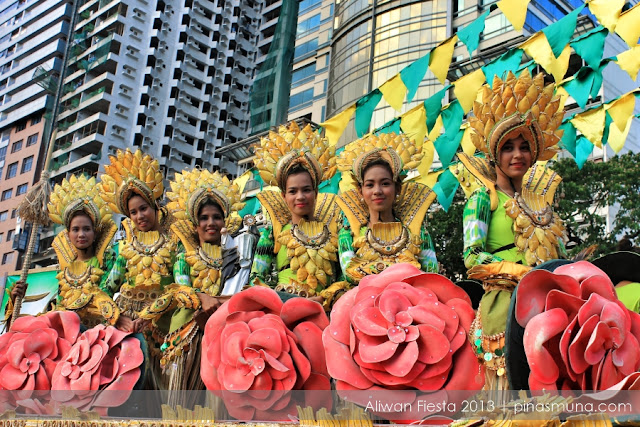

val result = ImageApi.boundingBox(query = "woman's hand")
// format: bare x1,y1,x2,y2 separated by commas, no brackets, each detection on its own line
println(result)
10,280,28,303
309,295,325,304
132,318,150,334
194,293,232,329
115,315,134,332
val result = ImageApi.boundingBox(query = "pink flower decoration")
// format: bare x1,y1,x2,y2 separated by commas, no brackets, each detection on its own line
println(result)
322,263,483,414
51,324,144,415
515,261,640,391
201,286,331,421
0,311,80,414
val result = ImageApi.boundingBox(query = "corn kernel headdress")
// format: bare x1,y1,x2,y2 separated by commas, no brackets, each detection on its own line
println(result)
253,121,337,192
100,149,164,217
468,69,564,164
49,175,112,230
166,168,245,231
337,133,425,184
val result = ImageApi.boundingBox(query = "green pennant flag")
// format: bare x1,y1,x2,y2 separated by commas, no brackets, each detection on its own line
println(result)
517,59,536,75
424,86,450,133
319,171,342,194
434,128,464,169
601,111,613,146
458,9,492,58
375,117,402,135
239,197,260,217
400,52,430,103
562,67,596,109
482,49,524,87
432,169,459,212
559,122,577,159
576,135,594,169
355,89,383,137
441,100,464,140
570,26,608,69
542,4,584,58
590,59,610,100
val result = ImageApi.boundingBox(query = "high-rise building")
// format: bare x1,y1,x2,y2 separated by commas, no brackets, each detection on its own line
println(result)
0,0,73,274
49,0,260,185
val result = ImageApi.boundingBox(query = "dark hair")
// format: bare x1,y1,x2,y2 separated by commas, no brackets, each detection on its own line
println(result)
69,210,95,229
358,159,402,193
198,198,224,219
127,193,157,211
285,164,316,191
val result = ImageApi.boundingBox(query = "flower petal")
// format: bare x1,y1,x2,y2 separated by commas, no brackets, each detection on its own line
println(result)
221,363,255,391
0,364,28,390
407,306,445,332
246,328,283,357
378,289,412,324
516,270,580,327
280,297,329,330
359,263,423,289
228,286,283,315
568,314,599,375
416,325,449,364
545,289,584,321
322,328,373,390
292,321,328,377
584,322,612,366
351,307,389,336
443,343,484,391
579,274,617,302
327,287,358,345
220,322,250,366
406,273,471,305
358,335,398,364
524,308,569,386
381,341,419,378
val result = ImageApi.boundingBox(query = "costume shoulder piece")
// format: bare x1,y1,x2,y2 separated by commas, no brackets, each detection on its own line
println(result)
456,153,499,210
314,193,340,230
48,174,116,267
396,182,436,236
504,163,566,266
170,219,199,253
256,189,291,245
336,189,368,232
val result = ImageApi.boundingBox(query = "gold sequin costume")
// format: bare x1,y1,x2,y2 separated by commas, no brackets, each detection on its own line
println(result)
336,133,438,283
250,122,347,309
457,70,568,388
100,149,176,320
47,175,119,327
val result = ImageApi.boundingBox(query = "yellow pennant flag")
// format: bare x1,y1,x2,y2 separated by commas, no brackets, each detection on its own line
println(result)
429,36,458,84
416,166,441,188
400,105,428,147
380,74,407,111
428,115,444,141
417,139,436,181
555,85,570,111
497,0,531,31
233,170,252,193
615,45,640,81
460,124,476,156
521,33,570,82
604,92,636,132
588,0,625,32
453,69,486,112
321,104,356,146
571,107,606,148
616,3,640,47
607,115,633,153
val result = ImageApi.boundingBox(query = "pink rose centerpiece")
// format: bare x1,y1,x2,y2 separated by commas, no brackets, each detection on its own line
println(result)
0,311,144,415
201,286,331,421
322,263,483,419
51,324,145,415
515,261,640,391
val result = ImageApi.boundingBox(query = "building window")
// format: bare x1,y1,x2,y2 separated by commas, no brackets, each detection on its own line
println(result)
0,232,4,243
1,189,12,201
294,39,318,59
6,229,13,242
16,183,26,195
289,88,315,109
20,156,32,173
15,121,26,132
10,139,22,153
297,14,321,37
6,161,17,179
10,209,16,218
2,252,13,265
30,115,41,125
0,211,7,221
26,133,38,146
292,63,316,85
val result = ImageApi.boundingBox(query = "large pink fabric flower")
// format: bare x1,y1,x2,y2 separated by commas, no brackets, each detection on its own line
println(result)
0,311,80,414
322,263,483,407
515,261,640,391
51,324,144,415
201,286,331,420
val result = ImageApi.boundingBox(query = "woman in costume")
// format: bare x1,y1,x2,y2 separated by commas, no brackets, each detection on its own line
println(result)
250,121,346,310
336,133,438,284
99,149,177,338
6,175,119,327
138,169,246,396
457,69,567,388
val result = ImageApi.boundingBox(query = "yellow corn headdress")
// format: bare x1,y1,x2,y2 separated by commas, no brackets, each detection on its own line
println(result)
48,174,112,229
166,168,245,230
337,133,425,184
100,149,164,217
253,121,337,191
468,70,564,164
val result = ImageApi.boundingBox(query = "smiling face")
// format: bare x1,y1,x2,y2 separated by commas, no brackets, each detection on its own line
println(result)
360,164,398,221
197,202,225,245
497,135,533,181
127,194,158,232
68,213,95,251
284,171,316,223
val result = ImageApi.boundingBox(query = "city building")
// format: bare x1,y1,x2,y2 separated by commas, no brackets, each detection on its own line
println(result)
0,0,73,275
